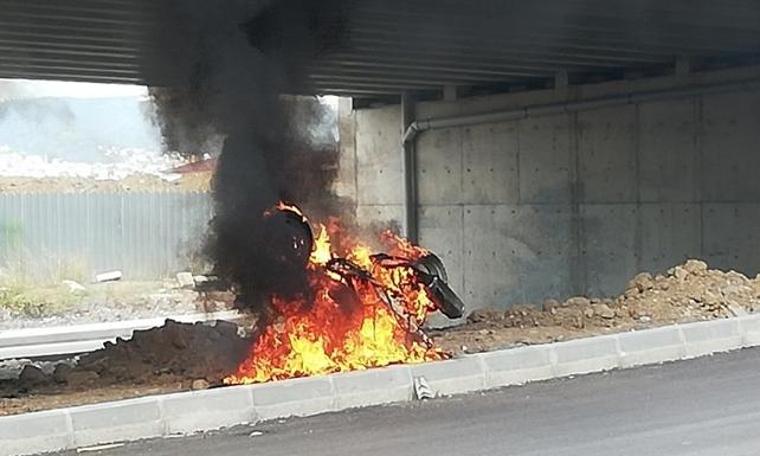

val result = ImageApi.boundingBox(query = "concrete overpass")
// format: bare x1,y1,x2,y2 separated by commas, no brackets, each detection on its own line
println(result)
2,0,760,102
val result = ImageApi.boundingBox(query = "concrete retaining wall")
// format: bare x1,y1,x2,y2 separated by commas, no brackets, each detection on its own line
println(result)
342,65,760,313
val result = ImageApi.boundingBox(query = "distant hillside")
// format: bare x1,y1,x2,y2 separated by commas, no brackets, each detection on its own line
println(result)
0,96,164,162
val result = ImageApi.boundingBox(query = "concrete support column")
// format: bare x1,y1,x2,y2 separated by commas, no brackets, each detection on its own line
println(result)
401,92,418,242
336,97,357,211
443,84,458,101
676,55,691,78
555,70,569,91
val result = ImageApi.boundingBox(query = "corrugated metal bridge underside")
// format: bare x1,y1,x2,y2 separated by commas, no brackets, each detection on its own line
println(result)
2,0,760,101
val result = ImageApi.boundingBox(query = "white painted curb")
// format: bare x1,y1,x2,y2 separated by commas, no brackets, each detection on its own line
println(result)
2,314,759,456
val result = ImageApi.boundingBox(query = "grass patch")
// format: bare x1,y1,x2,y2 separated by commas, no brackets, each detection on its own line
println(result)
0,283,85,318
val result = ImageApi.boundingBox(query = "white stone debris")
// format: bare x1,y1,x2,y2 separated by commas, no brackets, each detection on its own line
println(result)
413,376,435,400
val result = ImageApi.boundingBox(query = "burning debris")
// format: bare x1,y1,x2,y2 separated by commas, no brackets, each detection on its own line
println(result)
225,203,463,384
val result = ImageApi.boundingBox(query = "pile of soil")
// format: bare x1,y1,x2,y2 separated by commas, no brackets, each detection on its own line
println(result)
433,259,759,354
3,320,249,395
1,319,250,415
72,320,249,386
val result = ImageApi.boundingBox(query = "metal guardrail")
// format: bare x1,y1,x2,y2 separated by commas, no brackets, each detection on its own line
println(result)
0,310,241,360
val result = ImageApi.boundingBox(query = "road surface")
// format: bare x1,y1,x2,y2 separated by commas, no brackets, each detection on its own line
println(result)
53,348,760,456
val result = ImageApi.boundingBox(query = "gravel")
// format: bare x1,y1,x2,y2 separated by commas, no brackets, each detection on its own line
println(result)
0,283,232,330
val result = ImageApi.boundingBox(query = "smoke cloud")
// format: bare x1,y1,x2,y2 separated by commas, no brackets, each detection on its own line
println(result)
144,0,351,313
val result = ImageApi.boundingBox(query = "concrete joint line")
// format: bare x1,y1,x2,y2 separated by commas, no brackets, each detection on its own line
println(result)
737,318,746,347
63,410,75,448
473,354,488,389
248,388,259,424
155,397,168,436
2,316,759,456
327,375,339,411
548,345,560,377
612,334,624,360
737,318,757,348
738,314,760,349
676,325,687,346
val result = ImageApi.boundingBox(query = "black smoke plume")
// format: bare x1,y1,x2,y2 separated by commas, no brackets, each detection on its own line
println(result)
144,0,351,313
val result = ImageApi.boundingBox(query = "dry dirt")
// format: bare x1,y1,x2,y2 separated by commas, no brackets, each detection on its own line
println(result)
0,282,236,330
2,259,759,416
433,259,759,354
0,173,211,194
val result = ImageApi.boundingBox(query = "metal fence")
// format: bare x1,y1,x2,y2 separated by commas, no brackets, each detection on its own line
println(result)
0,191,213,281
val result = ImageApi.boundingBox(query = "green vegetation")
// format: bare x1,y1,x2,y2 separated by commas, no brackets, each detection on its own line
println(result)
0,282,84,318
0,248,92,317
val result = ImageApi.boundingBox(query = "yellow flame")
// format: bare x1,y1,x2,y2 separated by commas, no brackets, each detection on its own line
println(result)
347,243,373,270
309,224,333,266
286,334,334,376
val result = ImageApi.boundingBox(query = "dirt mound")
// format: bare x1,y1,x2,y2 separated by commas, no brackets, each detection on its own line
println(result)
621,259,760,316
435,259,759,354
68,319,250,386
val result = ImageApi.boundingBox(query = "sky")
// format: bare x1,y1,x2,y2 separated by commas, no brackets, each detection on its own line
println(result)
0,79,165,165
0,79,339,172
0,79,149,102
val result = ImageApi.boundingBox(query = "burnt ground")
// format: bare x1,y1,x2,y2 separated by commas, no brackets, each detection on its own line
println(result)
2,259,759,416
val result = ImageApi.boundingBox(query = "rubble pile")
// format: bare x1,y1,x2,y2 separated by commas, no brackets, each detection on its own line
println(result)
469,259,759,329
61,320,250,387
620,259,760,316
438,260,760,354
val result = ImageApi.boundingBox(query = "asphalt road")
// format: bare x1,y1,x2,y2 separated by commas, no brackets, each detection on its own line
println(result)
55,348,760,456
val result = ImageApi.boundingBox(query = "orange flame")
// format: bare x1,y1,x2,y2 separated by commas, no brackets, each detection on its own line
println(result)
224,204,446,384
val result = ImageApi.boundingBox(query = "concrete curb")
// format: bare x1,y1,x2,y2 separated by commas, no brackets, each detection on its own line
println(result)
3,314,760,455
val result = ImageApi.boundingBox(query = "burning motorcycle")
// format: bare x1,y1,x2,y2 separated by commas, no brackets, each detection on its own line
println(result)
225,202,465,384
